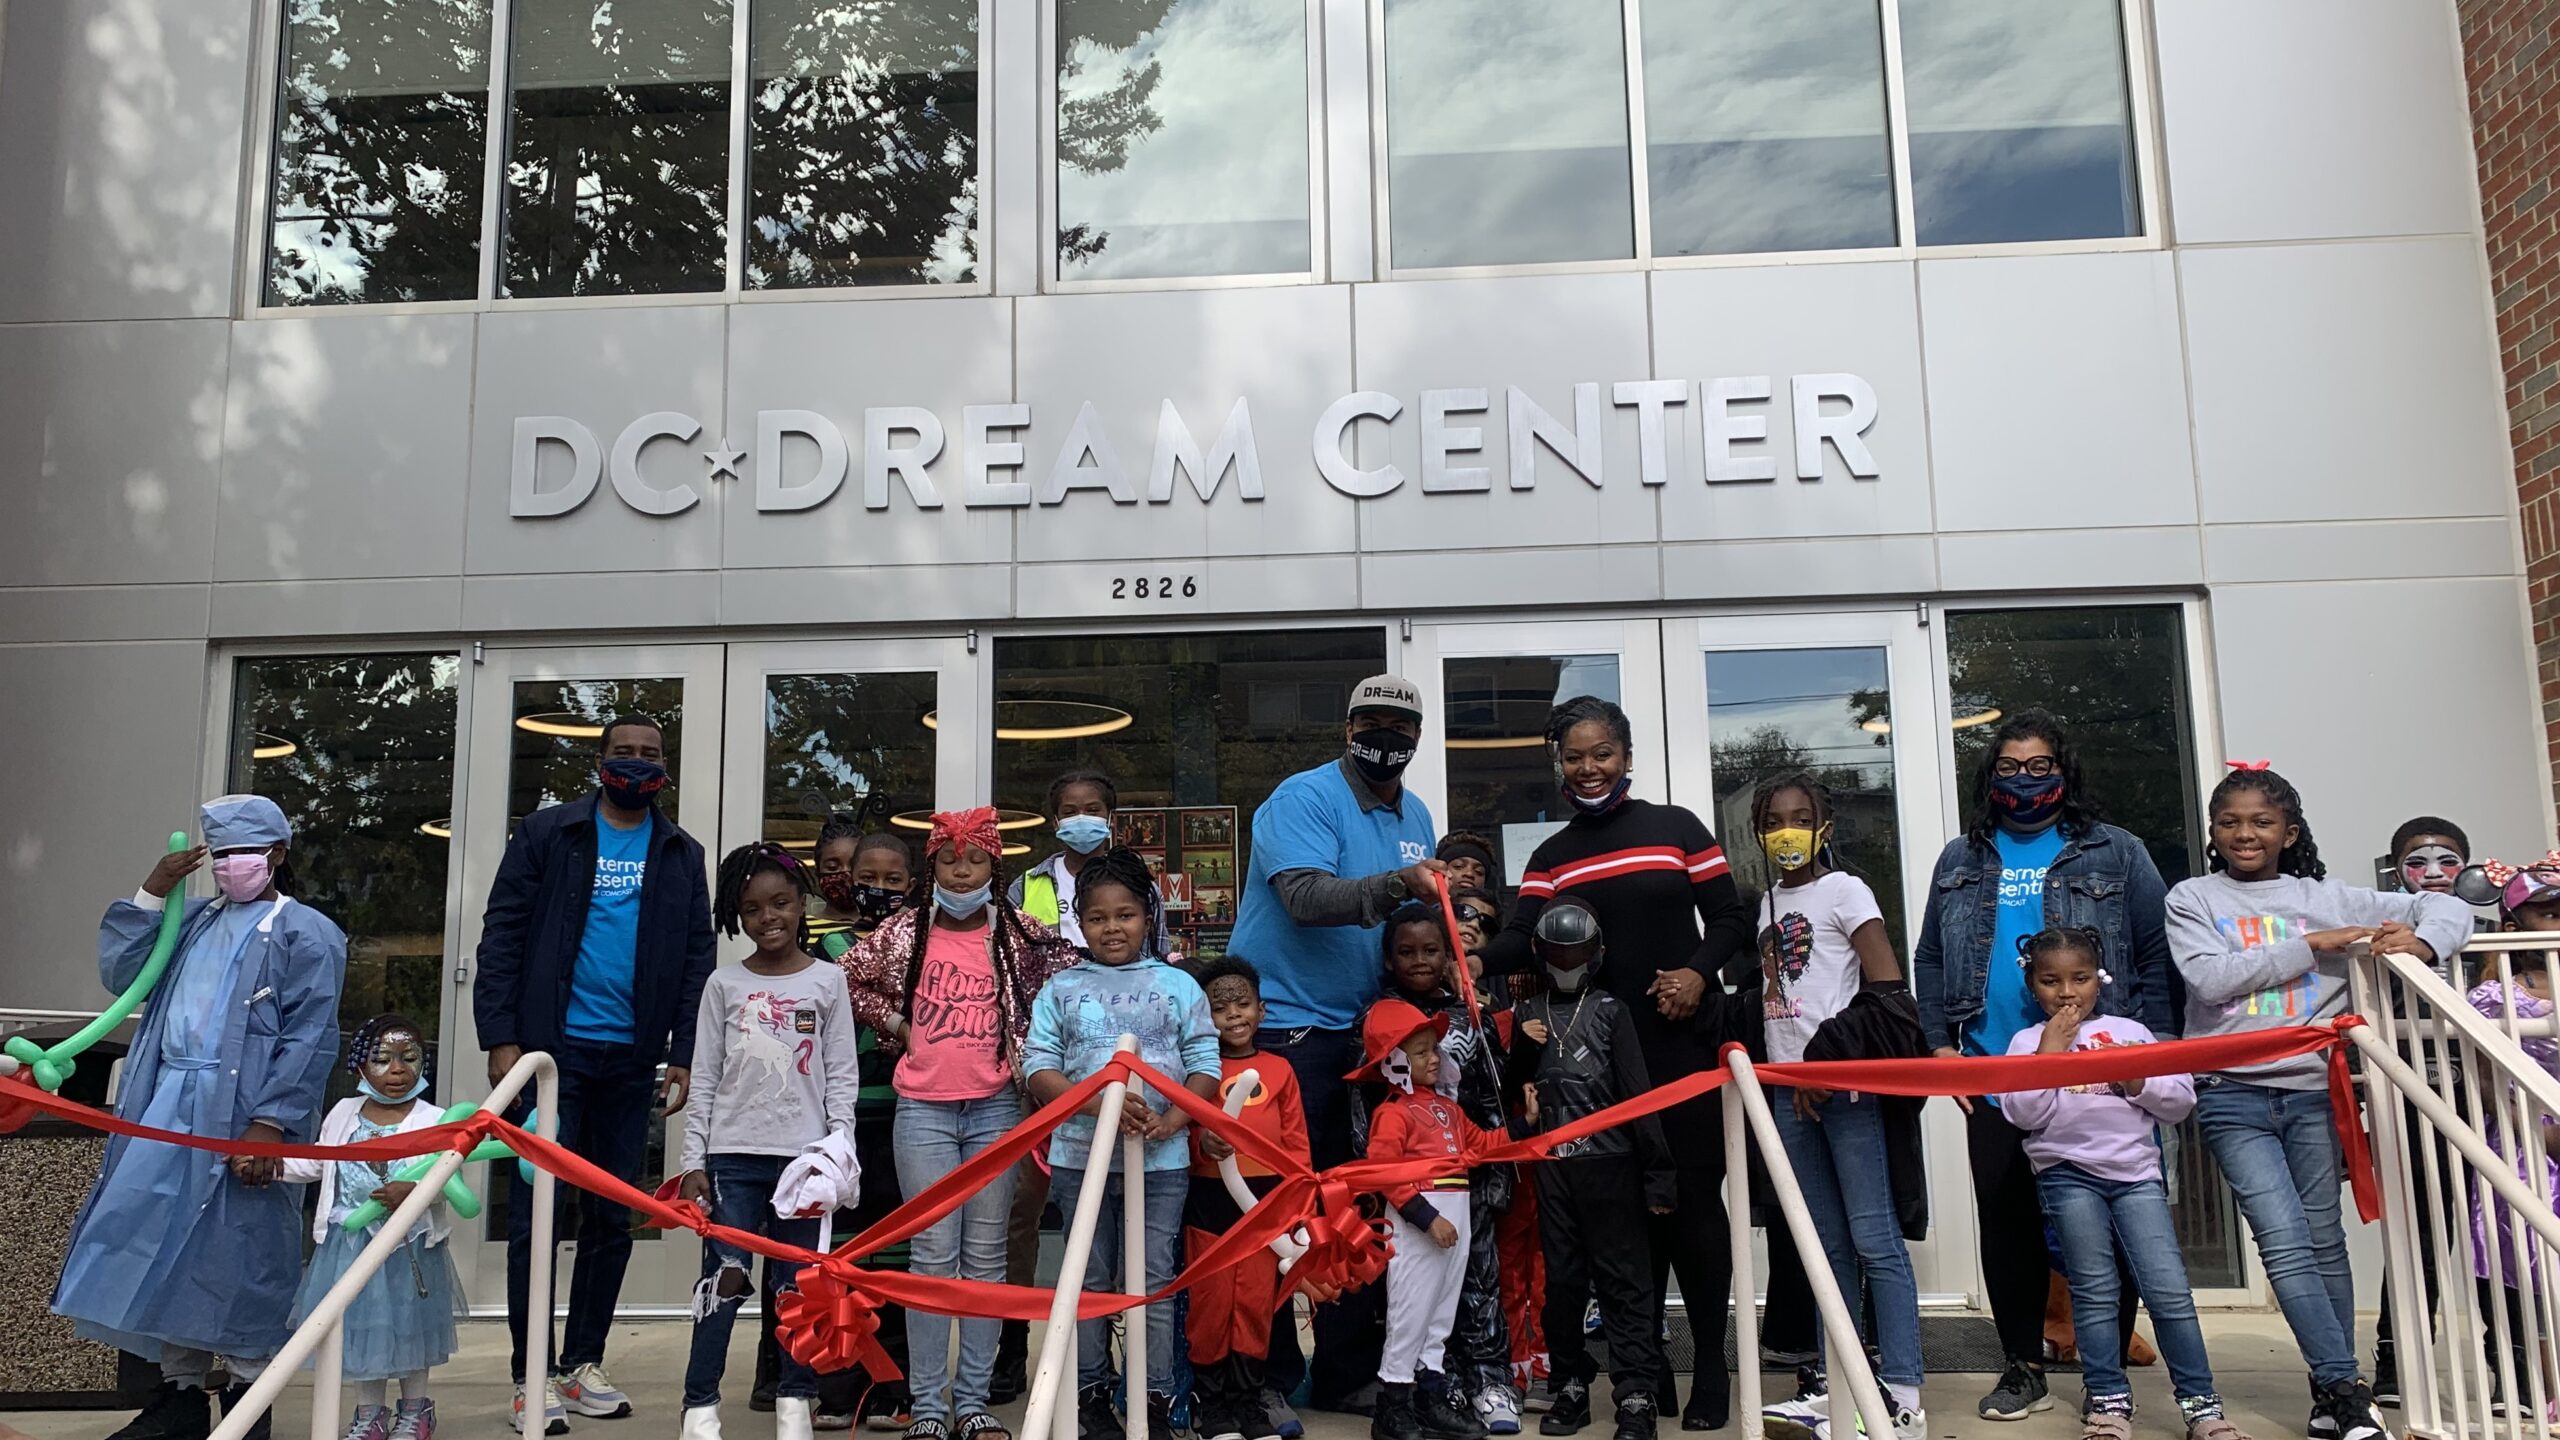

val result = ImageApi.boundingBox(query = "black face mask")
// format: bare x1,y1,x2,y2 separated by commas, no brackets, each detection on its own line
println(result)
819,872,906,925
1348,726,1418,784
598,756,668,810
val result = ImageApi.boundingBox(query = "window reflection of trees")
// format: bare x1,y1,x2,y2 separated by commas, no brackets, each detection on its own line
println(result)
759,673,938,849
228,655,460,1097
748,0,984,288
266,0,494,304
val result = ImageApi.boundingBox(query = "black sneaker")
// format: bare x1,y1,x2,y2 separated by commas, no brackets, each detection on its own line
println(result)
1415,1378,1488,1440
1196,1401,1247,1440
1144,1393,1177,1440
1078,1384,1121,1440
1538,1380,1591,1437
992,1321,1029,1405
2317,1378,2390,1440
1610,1394,1657,1440
1257,1389,1304,1440
108,1382,212,1440
1977,1363,2052,1422
2307,1375,2340,1440
218,1383,275,1440
1373,1384,1421,1440
2370,1349,2400,1410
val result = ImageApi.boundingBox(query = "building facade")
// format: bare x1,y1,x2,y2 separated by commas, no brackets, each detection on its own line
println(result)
0,0,2547,1312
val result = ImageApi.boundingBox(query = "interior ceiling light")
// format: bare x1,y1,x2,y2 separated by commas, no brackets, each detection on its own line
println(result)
922,700,1135,742
890,808,1049,833
516,711,604,738
251,732,298,760
1860,707,2002,736
418,818,453,839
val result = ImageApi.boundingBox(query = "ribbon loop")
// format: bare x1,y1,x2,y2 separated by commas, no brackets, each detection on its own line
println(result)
775,1259,896,1378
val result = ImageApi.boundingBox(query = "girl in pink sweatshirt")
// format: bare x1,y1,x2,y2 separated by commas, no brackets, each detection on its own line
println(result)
1995,927,2246,1440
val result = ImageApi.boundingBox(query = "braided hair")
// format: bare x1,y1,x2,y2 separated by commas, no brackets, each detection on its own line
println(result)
2207,765,2326,879
1074,845,1165,956
343,1012,427,1080
1747,768,1844,888
2017,925,2106,971
1544,695,1633,749
715,840,813,947
903,840,1039,1062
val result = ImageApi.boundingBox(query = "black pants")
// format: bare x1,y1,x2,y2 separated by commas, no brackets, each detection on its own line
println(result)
1258,1024,1383,1406
1651,1165,1731,1420
1760,1222,1819,1358
506,1039,657,1383
1451,1172,1515,1394
1541,1156,1664,1398
1969,1103,2136,1367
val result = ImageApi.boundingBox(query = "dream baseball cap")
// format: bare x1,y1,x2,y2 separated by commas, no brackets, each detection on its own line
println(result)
1348,673,1426,723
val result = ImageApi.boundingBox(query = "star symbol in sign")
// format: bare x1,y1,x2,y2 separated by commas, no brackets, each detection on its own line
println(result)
703,441,745,481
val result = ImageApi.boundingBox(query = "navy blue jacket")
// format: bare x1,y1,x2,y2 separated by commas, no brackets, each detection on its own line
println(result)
1911,821,2177,1049
472,792,716,1069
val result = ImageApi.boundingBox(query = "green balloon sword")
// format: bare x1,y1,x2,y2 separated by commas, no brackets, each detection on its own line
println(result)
5,831,190,1093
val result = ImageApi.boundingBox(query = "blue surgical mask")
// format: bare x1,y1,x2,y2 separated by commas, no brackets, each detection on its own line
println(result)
1566,775,1633,816
359,1075,427,1105
935,883,993,919
1055,814,1112,855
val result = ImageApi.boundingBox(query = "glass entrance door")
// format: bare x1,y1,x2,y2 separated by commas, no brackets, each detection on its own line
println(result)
1660,610,1970,1304
449,644,727,1311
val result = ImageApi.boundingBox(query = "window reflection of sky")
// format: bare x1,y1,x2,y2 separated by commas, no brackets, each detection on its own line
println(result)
1899,0,2138,244
1384,0,1633,268
1058,0,1311,280
1641,0,1896,256
1705,648,1893,789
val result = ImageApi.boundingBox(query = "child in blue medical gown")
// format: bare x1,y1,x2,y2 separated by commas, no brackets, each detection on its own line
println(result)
54,794,347,1440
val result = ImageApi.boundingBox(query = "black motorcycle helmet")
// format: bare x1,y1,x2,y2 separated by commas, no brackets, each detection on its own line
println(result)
1532,896,1605,986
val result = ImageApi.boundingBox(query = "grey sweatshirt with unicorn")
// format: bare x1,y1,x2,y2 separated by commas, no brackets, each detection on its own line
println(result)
2166,872,2472,1087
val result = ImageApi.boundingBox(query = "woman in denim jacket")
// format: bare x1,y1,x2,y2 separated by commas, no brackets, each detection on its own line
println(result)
1910,710,2177,1424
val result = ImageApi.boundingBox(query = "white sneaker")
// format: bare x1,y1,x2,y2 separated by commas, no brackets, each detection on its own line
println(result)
561,1364,634,1419
776,1399,814,1440
1760,1395,1830,1440
511,1383,568,1437
1889,1406,1926,1440
679,1404,724,1440
1475,1386,1523,1436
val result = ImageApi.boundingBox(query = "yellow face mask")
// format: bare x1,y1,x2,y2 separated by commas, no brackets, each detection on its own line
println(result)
1760,824,1829,871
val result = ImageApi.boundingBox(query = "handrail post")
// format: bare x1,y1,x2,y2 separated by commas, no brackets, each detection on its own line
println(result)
1721,1051,1895,1440
206,1050,560,1440
1723,1082,1761,1439
1024,1036,1141,1440
1123,1118,1147,1440
524,1057,560,1420
309,1322,343,1440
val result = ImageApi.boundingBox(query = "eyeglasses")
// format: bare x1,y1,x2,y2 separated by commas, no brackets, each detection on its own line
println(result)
1992,756,2060,779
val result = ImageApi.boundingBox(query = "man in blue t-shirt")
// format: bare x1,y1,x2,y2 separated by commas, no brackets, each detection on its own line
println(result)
1228,673,1442,1412
473,715,715,1433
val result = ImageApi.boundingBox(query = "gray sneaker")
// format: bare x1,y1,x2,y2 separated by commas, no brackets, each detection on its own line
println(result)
1978,1364,2052,1421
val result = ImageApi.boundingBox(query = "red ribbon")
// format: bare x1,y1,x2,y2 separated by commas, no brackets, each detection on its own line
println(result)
0,1018,2396,1369
927,807,1003,859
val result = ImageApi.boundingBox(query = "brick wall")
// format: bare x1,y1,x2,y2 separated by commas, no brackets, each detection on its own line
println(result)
2462,0,2560,812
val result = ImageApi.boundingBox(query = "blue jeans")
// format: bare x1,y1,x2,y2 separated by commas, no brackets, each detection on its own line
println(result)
1767,1088,1923,1390
2193,1079,2357,1385
1054,1162,1189,1398
2037,1163,2217,1406
683,1154,820,1407
895,1091,1021,1422
505,1038,656,1383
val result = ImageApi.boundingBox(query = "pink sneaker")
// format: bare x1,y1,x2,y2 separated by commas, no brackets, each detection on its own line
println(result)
389,1399,435,1440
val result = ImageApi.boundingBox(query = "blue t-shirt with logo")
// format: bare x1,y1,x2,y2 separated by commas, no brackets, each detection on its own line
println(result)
1965,823,2067,1061
1232,762,1438,1030
565,814,650,1044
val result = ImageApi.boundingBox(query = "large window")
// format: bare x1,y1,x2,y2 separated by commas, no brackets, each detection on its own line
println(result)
1055,0,1313,282
262,0,985,305
1378,0,2146,272
991,628,1387,959
226,655,462,1100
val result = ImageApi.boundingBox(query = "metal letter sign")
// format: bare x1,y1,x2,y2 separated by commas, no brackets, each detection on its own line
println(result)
506,376,1879,518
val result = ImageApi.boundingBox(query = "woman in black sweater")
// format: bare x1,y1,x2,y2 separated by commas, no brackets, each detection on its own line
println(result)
1476,696,1756,1431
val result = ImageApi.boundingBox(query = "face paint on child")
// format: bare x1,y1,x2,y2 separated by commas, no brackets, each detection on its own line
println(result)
1206,976,1263,1057
2399,840,2465,895
360,1029,428,1104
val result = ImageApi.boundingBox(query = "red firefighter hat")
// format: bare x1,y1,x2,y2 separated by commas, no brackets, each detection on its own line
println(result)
1348,998,1450,1081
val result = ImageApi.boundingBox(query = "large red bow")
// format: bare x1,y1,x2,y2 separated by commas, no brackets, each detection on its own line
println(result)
1287,1180,1394,1299
928,807,1003,859
775,1259,897,1378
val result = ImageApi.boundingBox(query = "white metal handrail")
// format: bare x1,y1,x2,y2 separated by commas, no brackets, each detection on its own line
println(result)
1721,1051,1896,1440
1024,1036,1146,1440
2351,932,2560,1440
207,1051,561,1440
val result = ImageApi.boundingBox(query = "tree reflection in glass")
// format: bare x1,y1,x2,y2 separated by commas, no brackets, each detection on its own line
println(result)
503,0,733,297
228,655,461,1097
760,672,938,851
748,0,982,288
1056,0,1309,281
266,0,495,305
1707,647,1905,948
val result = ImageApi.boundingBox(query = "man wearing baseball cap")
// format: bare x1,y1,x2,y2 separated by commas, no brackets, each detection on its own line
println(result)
1230,673,1446,1415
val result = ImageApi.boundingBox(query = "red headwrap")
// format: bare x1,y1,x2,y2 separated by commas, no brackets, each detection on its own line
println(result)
927,806,1003,859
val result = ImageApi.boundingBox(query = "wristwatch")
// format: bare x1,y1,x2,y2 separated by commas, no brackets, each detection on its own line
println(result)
1385,873,1412,902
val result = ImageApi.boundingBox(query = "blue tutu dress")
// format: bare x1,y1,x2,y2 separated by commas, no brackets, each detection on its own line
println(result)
289,1116,460,1380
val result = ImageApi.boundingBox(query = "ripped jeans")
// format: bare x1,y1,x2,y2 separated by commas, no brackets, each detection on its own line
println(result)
683,1153,821,1409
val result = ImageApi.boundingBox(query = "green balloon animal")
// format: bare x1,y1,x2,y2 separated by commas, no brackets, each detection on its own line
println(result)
5,832,190,1093
337,1103,531,1233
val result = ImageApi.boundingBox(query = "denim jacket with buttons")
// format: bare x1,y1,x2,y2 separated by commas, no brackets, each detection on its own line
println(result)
1910,821,2179,1050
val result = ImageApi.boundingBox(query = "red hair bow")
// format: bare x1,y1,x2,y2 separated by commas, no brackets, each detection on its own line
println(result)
774,1258,897,1378
2224,759,2272,772
927,806,1003,859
